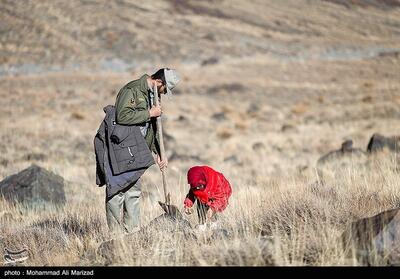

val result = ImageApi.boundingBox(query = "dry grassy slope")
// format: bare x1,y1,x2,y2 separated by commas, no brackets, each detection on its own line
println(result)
1,0,400,68
0,0,399,184
0,0,400,266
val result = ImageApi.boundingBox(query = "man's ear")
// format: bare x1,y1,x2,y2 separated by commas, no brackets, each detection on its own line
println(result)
155,79,163,86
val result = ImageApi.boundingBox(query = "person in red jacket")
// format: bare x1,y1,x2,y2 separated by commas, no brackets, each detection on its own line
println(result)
184,165,232,230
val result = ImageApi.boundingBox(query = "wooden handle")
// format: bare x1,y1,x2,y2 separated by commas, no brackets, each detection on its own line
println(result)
153,86,169,205
154,93,166,161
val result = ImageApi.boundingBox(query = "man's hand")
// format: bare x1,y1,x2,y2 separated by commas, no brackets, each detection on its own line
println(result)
156,154,168,171
149,105,162,118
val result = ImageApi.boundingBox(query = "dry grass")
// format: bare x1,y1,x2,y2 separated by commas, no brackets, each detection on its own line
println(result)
71,111,85,120
0,0,399,267
0,154,398,266
234,121,248,131
216,128,234,140
291,103,309,115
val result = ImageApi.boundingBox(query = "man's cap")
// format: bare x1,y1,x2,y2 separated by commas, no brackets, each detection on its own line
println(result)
164,68,180,96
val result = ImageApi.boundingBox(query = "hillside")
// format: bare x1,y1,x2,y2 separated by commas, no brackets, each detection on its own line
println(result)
0,0,399,266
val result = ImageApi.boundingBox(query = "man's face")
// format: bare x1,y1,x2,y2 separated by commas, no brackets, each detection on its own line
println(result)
155,79,167,94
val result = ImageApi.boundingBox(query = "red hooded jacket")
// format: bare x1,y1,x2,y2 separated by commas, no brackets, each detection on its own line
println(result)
184,166,232,212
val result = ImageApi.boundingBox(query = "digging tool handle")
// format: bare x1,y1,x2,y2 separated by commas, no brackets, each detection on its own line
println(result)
153,86,170,205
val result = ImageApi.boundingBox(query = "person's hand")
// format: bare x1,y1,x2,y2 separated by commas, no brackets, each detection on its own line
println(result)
149,105,162,118
156,154,168,171
184,206,193,215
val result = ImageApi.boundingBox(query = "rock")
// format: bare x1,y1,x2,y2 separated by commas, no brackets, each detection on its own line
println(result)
325,0,400,9
281,124,297,132
223,155,243,166
71,111,85,120
252,142,265,151
297,165,309,174
246,102,261,115
316,140,368,183
367,133,400,153
97,204,195,262
143,211,194,238
23,153,47,161
170,88,182,95
0,159,9,167
341,208,400,265
176,115,188,123
201,57,219,66
207,83,245,95
0,164,65,207
202,33,216,41
341,139,355,152
272,145,283,152
211,112,226,122
169,151,207,163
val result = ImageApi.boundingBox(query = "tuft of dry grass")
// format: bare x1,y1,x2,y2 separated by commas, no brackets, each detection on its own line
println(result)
317,95,325,104
234,120,248,131
0,154,398,266
0,0,399,267
71,111,85,120
363,81,374,89
362,95,373,103
220,105,233,114
291,103,309,115
217,128,234,140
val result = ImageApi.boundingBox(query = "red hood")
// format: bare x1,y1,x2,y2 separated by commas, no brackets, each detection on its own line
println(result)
186,165,232,211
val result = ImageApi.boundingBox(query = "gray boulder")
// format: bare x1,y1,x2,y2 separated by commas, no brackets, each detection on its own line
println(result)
97,204,195,262
367,133,400,153
0,164,65,207
145,202,194,238
318,140,366,164
316,140,368,183
341,208,400,265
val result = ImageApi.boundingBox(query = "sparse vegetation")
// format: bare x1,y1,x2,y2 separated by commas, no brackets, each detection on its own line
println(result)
291,103,309,115
0,0,399,266
0,155,398,265
217,128,234,140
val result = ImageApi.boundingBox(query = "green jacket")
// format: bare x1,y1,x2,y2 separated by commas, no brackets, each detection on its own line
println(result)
114,74,159,155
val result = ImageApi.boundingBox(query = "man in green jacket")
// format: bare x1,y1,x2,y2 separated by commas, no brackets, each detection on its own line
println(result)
107,68,180,234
